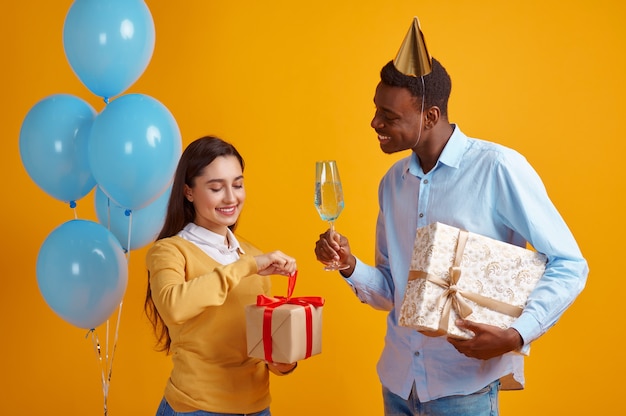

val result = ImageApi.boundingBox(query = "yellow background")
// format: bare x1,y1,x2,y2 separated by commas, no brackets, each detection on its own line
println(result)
1,0,622,415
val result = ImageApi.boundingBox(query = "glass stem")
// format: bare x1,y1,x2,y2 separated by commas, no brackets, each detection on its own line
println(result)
328,221,338,266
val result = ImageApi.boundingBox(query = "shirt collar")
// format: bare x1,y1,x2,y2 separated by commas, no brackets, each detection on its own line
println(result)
181,222,244,254
407,124,467,177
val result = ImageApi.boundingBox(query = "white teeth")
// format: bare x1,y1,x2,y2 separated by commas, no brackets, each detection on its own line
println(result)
378,134,391,141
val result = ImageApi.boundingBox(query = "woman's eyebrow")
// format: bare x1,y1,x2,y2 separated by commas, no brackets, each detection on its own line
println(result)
205,175,244,184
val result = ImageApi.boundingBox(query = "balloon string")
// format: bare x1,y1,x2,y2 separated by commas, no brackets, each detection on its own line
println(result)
106,196,111,230
85,195,129,415
107,301,123,399
89,329,109,416
87,299,124,416
125,210,133,256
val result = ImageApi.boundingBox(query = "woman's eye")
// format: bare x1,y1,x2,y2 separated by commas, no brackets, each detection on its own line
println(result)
210,188,222,193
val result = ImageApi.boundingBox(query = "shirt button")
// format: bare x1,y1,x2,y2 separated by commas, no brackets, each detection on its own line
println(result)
423,179,429,184
419,213,424,218
414,351,420,357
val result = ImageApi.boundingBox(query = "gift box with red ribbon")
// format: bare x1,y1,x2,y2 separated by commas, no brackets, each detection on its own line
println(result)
399,222,547,340
245,271,324,363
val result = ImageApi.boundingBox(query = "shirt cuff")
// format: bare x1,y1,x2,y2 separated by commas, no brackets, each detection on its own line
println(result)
510,312,543,348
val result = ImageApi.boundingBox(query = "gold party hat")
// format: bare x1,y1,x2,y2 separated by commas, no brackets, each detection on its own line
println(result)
393,17,432,77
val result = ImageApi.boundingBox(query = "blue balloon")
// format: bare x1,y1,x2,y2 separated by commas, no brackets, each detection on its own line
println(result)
63,0,155,99
88,93,181,210
19,94,97,203
36,219,128,329
95,185,170,251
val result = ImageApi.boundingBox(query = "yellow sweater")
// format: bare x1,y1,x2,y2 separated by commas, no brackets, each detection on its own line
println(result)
146,236,273,413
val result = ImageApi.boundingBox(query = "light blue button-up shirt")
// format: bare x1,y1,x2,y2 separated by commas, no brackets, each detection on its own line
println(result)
345,125,588,402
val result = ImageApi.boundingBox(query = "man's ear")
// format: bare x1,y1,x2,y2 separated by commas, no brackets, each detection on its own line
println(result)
424,106,441,127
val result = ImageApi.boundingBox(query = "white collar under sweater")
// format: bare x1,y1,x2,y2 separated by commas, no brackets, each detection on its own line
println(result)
177,222,244,265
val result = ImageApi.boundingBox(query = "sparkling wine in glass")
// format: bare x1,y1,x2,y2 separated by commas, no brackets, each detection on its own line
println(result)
315,160,349,271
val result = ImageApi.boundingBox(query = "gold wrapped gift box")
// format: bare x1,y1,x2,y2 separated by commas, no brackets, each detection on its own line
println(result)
399,222,547,339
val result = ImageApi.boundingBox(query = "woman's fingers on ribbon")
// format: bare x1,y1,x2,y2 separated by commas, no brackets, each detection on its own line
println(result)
255,251,297,276
269,250,297,275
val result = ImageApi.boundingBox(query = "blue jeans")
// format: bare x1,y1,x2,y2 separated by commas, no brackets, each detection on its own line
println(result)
383,381,500,416
156,397,271,416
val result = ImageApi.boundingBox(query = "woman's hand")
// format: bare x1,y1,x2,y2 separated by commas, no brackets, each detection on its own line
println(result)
267,361,298,375
254,251,297,276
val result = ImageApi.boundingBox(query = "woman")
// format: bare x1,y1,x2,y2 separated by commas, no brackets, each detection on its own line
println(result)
145,136,298,416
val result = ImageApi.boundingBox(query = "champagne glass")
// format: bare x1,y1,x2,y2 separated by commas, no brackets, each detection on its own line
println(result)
314,160,349,271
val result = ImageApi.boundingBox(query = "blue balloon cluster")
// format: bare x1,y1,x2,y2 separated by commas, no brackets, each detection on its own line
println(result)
36,220,128,330
19,0,181,329
89,93,181,210
63,0,155,99
19,94,96,202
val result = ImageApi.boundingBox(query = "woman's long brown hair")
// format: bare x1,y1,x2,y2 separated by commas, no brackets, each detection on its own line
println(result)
144,136,244,353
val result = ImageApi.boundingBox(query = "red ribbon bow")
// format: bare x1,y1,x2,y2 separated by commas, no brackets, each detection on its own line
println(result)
256,271,325,362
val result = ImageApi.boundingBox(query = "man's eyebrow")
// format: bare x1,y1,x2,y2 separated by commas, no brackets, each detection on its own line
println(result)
378,106,399,116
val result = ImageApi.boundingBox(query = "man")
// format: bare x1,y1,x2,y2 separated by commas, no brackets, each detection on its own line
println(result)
314,19,588,416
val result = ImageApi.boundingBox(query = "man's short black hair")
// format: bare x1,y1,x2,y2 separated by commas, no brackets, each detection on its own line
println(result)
380,57,452,116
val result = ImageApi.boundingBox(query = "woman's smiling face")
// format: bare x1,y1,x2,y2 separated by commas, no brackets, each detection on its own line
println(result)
184,155,245,236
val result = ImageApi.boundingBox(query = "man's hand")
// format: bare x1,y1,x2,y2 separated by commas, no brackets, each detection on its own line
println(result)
447,319,524,360
314,229,355,276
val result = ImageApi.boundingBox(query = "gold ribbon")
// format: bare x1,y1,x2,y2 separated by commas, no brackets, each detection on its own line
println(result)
408,229,523,333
